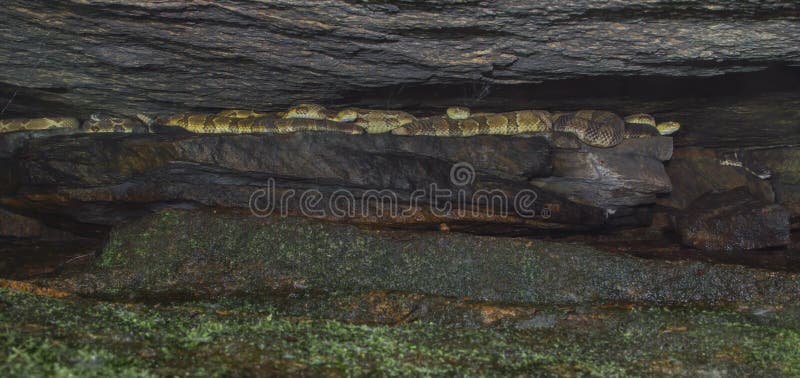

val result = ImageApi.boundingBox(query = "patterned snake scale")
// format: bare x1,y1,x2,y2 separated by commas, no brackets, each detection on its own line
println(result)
82,113,148,133
148,112,364,134
0,117,80,133
391,110,553,137
552,110,625,148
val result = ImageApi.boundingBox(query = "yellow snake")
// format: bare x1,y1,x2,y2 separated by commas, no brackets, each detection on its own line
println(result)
623,113,681,137
391,110,552,136
446,106,471,120
282,103,336,119
81,113,148,133
0,117,80,133
390,107,679,147
330,108,417,134
551,110,626,148
285,104,414,134
216,109,273,118
139,112,364,134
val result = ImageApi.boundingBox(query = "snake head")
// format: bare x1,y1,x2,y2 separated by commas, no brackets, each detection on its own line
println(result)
331,109,358,123
88,113,102,122
656,121,680,135
446,106,471,120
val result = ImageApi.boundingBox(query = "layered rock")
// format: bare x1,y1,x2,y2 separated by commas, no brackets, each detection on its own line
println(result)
0,1,798,118
0,130,679,234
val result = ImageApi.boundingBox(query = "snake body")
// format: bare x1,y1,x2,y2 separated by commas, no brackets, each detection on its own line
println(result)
391,108,675,147
446,106,471,120
216,109,272,118
286,104,415,134
139,113,267,133
0,117,80,133
141,112,363,134
274,118,364,134
623,113,660,138
718,151,772,179
392,110,552,137
282,104,331,119
552,110,625,148
623,113,681,136
82,113,148,133
329,108,417,134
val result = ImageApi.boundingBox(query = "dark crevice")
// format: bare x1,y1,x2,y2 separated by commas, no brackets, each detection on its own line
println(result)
392,26,514,40
571,2,800,22
338,65,800,110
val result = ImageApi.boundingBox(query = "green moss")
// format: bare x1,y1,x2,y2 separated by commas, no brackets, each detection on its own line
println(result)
2,329,154,377
2,287,800,376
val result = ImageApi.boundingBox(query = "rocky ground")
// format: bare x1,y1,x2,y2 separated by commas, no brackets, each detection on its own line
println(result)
3,286,800,376
2,210,800,376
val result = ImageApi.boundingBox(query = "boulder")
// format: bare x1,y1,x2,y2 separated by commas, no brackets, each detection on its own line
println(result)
658,147,775,210
42,209,800,305
0,208,76,240
676,187,790,251
751,147,800,218
530,136,673,208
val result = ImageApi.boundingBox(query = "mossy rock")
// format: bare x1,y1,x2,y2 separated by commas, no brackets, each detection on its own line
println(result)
60,209,800,305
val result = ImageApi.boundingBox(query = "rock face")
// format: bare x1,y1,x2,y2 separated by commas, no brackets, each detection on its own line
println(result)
0,131,678,234
658,147,775,210
0,1,798,118
676,188,791,251
0,208,75,240
0,132,563,233
752,147,800,218
1,0,797,245
45,209,800,305
531,136,673,207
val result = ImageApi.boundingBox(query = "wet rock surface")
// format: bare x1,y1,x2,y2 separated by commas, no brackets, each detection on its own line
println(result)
677,188,791,252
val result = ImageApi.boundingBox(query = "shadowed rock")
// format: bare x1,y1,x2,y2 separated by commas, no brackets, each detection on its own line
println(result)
751,147,800,218
3,132,636,233
530,137,673,207
676,187,791,251
657,147,775,210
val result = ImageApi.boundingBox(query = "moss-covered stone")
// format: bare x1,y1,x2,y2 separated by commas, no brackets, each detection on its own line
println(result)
2,286,800,376
50,209,800,305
